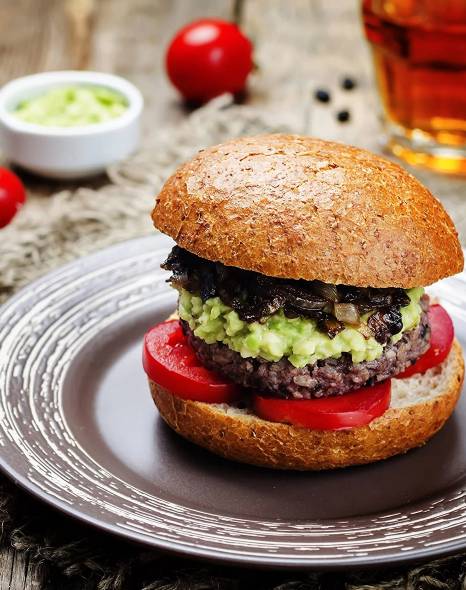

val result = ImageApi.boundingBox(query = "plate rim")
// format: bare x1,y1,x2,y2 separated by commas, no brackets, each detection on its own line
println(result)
2,457,466,571
0,235,465,570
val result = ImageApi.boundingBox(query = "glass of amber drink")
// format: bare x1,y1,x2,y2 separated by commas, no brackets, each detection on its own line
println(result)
362,0,466,174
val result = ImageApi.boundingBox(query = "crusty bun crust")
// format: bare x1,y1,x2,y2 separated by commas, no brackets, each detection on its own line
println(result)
149,339,464,470
152,134,463,288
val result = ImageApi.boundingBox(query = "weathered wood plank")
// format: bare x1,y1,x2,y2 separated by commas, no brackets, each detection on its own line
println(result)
65,0,97,69
244,0,378,144
88,0,235,130
0,0,72,85
0,547,46,590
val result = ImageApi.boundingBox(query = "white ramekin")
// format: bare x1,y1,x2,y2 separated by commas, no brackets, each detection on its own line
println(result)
0,71,143,179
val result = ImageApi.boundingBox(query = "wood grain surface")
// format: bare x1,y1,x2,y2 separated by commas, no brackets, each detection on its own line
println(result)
0,0,465,588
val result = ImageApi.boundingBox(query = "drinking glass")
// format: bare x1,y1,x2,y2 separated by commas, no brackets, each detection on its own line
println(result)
362,0,466,174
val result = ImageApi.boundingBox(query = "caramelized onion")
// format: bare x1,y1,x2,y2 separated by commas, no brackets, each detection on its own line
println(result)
317,315,344,339
367,308,403,344
334,303,360,325
312,281,338,302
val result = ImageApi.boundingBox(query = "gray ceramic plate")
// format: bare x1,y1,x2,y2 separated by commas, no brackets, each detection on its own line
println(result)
1,234,466,570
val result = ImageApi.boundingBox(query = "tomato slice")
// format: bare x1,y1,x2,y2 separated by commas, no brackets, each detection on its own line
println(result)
253,380,391,430
397,304,454,379
143,320,240,403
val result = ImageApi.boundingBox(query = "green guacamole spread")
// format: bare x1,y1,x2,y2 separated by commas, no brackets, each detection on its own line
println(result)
14,86,128,127
178,287,424,368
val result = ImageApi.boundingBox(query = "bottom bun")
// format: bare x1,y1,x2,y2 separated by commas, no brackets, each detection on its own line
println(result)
148,339,464,470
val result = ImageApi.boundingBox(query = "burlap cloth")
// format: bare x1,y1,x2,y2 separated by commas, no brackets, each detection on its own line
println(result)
1,96,466,589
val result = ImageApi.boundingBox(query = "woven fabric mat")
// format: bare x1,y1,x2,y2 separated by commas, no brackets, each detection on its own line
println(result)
1,96,466,589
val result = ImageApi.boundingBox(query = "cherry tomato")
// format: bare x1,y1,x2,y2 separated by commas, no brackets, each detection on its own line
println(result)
143,320,240,403
166,19,253,103
253,380,391,430
0,168,26,228
397,304,454,378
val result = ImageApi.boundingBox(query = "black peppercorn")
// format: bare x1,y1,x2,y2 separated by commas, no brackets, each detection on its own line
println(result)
342,77,356,90
336,109,350,122
314,89,331,103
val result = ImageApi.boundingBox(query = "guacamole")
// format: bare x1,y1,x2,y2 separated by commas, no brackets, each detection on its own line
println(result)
178,287,424,368
14,85,128,127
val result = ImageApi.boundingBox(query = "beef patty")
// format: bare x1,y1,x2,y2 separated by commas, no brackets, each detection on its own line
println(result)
181,296,431,399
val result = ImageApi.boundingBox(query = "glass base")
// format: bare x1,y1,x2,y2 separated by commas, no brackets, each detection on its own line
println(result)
384,124,466,175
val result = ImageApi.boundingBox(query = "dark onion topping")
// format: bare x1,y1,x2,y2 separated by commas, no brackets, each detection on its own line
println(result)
334,302,360,325
162,246,410,339
317,314,345,339
367,308,403,344
312,281,338,302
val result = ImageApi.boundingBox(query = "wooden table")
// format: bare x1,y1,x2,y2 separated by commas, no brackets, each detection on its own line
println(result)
0,0,465,587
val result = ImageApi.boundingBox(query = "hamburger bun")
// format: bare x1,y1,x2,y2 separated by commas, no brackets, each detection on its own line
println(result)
152,134,463,288
149,339,464,471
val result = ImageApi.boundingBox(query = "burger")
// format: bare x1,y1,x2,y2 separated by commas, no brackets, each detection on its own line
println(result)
143,134,464,470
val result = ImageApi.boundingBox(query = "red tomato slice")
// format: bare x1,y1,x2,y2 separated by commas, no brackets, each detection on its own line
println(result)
143,320,240,403
397,304,454,379
253,380,391,430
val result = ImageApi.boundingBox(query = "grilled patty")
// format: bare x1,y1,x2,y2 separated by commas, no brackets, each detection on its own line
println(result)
182,296,430,399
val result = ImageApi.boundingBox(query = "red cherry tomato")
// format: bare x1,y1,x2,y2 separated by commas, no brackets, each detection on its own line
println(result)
253,380,391,430
166,19,253,103
397,304,454,379
0,168,26,228
143,320,240,403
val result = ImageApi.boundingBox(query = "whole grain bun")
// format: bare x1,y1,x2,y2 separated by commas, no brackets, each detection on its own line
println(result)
148,339,464,470
152,134,463,288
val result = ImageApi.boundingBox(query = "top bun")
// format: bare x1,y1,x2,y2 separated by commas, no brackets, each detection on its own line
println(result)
152,134,463,288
